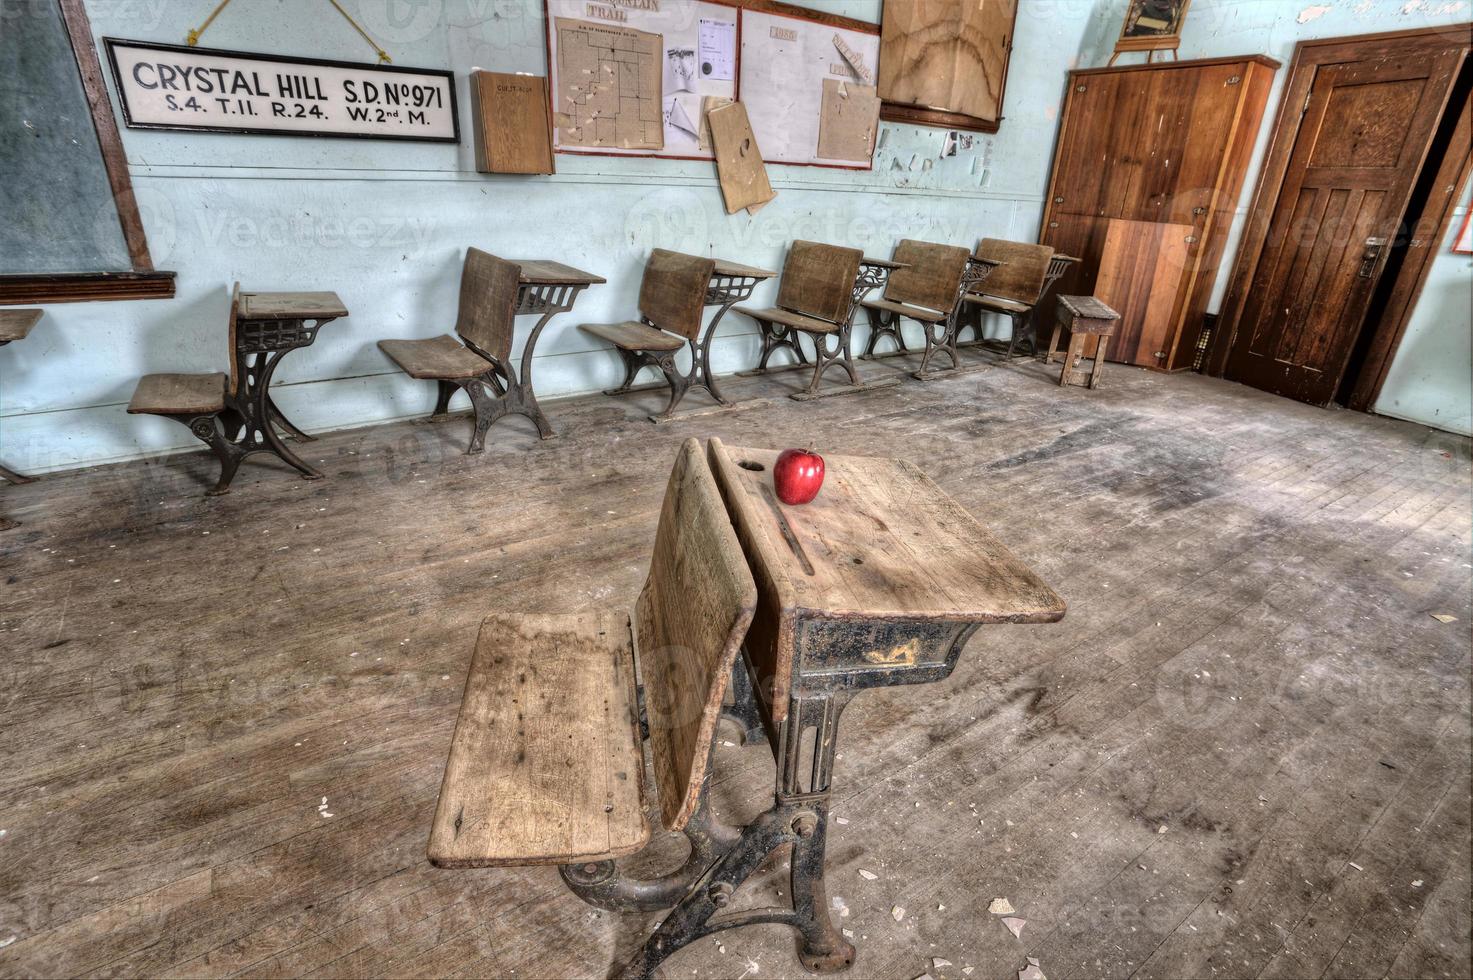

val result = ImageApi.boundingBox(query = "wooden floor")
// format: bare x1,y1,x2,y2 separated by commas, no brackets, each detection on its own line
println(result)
2,354,1469,980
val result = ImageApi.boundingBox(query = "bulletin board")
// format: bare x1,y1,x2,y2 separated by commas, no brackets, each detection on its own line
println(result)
545,0,739,161
542,0,881,170
739,6,880,167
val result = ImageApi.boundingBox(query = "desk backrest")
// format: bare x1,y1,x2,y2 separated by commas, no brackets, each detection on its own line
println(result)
639,249,715,342
226,282,242,397
455,248,522,362
976,239,1055,305
884,239,972,313
635,438,757,831
776,240,863,324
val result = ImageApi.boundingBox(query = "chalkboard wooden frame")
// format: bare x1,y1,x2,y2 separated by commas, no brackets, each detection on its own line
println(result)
0,0,174,304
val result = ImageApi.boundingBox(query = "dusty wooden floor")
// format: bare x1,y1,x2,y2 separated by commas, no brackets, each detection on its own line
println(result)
2,354,1470,980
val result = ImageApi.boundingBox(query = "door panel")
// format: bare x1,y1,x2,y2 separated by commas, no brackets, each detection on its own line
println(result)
1225,46,1464,403
1096,219,1193,367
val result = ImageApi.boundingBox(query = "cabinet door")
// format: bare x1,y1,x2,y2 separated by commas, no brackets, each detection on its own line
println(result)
1048,73,1126,217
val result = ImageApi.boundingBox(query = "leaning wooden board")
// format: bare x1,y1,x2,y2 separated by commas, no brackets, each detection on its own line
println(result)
709,101,776,214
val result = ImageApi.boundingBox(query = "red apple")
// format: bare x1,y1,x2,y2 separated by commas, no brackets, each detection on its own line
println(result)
773,448,825,505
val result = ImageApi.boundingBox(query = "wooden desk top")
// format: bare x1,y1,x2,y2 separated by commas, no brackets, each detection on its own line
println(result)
712,258,779,280
710,439,1064,720
239,292,349,321
515,260,607,286
0,309,43,344
861,256,910,270
711,440,1065,626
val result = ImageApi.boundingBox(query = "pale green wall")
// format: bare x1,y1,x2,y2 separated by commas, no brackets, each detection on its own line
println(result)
1373,179,1473,436
2,0,1470,474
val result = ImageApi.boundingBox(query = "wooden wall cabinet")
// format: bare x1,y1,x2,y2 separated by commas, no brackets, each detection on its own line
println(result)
1038,55,1278,370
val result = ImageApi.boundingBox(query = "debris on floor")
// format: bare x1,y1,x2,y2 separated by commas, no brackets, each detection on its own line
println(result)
858,869,879,880
988,897,1016,915
933,957,953,969
1431,613,1458,623
892,905,906,922
1002,915,1027,939
1018,956,1047,980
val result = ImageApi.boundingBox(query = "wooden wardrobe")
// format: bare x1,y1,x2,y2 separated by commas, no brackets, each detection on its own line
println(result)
1038,55,1279,371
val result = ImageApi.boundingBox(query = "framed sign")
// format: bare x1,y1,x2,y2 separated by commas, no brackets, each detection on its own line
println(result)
1109,0,1191,65
103,39,458,142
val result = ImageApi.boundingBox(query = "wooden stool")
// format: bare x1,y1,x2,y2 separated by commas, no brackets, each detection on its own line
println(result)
1047,294,1120,389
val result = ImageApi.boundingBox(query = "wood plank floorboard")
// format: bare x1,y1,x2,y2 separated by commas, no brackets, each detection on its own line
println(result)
1,359,1468,979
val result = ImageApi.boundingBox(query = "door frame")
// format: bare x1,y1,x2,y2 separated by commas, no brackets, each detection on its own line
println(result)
1205,24,1473,399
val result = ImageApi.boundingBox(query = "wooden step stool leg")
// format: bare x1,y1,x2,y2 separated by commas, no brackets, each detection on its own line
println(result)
1089,334,1110,389
1046,318,1065,365
1060,334,1086,386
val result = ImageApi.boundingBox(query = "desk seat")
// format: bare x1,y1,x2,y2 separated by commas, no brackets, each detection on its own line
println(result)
127,372,228,416
580,320,684,352
962,293,1031,315
377,335,491,380
860,297,947,323
429,609,649,867
733,305,841,334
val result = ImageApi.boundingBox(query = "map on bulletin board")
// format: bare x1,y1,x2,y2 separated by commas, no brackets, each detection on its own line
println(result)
542,0,881,169
545,0,738,160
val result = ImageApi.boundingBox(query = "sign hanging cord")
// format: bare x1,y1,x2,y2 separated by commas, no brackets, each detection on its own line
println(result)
186,0,393,63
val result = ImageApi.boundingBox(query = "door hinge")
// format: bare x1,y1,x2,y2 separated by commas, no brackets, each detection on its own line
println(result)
1301,89,1313,114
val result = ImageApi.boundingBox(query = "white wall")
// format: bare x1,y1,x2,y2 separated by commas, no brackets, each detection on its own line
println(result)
3,0,1470,474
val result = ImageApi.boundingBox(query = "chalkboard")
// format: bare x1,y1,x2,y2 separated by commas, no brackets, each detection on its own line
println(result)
0,0,133,274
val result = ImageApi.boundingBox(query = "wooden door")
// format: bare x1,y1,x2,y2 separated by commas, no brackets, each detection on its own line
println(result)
1224,45,1465,403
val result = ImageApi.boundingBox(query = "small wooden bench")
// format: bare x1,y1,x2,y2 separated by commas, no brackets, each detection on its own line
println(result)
580,249,717,422
859,239,972,377
735,240,866,397
430,437,757,868
959,239,1076,360
1048,294,1120,389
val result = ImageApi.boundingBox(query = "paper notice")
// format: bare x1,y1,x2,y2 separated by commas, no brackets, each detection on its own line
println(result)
698,19,735,81
554,17,663,150
698,95,734,152
665,46,697,94
664,96,700,150
816,78,880,163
